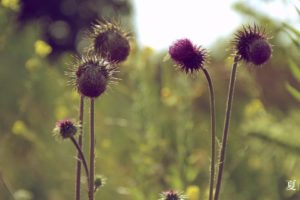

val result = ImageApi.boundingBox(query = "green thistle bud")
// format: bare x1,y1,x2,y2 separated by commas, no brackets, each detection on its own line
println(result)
66,54,118,98
94,175,106,192
159,190,186,200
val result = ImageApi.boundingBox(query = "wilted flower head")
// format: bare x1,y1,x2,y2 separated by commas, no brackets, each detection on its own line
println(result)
54,119,77,139
159,190,186,200
169,38,207,74
89,20,131,63
67,54,118,98
233,24,272,65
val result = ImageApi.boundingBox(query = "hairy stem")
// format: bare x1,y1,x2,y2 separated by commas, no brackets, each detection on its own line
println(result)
214,56,239,200
202,68,216,200
75,96,84,200
89,98,95,200
70,136,89,185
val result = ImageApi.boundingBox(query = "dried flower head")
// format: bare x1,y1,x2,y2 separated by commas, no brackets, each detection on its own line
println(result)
159,190,186,200
233,24,272,65
169,38,207,74
89,20,131,63
53,119,78,139
67,55,118,98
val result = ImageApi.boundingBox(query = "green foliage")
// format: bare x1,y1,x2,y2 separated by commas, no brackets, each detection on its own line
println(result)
0,1,300,200
286,83,300,101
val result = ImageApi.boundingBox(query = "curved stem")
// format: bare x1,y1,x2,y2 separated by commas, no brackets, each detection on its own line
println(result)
214,56,239,200
70,136,89,186
89,98,95,200
202,68,216,200
75,96,84,200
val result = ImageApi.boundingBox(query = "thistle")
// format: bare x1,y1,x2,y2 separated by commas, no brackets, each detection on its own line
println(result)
67,54,118,98
88,20,131,63
169,38,207,74
94,175,106,192
57,18,131,200
53,119,89,186
159,190,186,200
214,25,273,200
233,24,272,65
53,119,78,139
169,39,216,200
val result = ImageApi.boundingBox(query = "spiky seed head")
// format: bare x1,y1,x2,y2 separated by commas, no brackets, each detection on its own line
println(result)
233,24,272,65
53,119,77,139
159,190,186,200
67,55,117,98
89,20,130,63
94,175,106,192
169,38,207,74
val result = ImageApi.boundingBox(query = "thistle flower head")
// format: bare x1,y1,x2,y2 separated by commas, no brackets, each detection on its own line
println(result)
89,20,131,63
159,190,186,200
53,119,78,139
169,38,207,74
67,54,118,98
233,24,272,65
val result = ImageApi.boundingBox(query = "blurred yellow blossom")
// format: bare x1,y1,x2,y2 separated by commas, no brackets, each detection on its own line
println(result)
35,40,52,57
12,120,27,135
186,185,200,200
11,120,37,143
1,0,19,11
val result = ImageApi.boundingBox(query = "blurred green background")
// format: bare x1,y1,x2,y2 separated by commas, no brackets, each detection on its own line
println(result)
1,0,300,200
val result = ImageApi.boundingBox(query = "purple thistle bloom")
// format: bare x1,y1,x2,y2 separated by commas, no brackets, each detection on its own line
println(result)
169,38,207,73
233,25,272,65
54,119,77,139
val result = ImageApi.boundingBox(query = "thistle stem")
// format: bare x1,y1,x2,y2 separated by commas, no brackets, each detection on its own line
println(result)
214,56,239,200
202,68,216,200
89,98,95,200
75,96,84,200
70,136,89,185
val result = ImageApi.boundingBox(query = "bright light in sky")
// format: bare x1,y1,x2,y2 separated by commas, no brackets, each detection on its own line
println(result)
132,0,299,50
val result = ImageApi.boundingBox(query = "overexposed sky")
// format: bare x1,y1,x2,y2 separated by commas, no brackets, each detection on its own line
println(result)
132,0,299,50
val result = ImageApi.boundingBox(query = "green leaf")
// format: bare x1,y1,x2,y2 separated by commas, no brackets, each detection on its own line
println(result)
286,83,300,101
248,132,300,155
288,59,300,82
285,30,300,50
283,23,300,38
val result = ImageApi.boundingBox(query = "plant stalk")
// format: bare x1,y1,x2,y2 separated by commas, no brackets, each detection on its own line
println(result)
70,136,90,185
214,55,239,200
75,96,84,200
202,68,216,200
89,98,95,200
